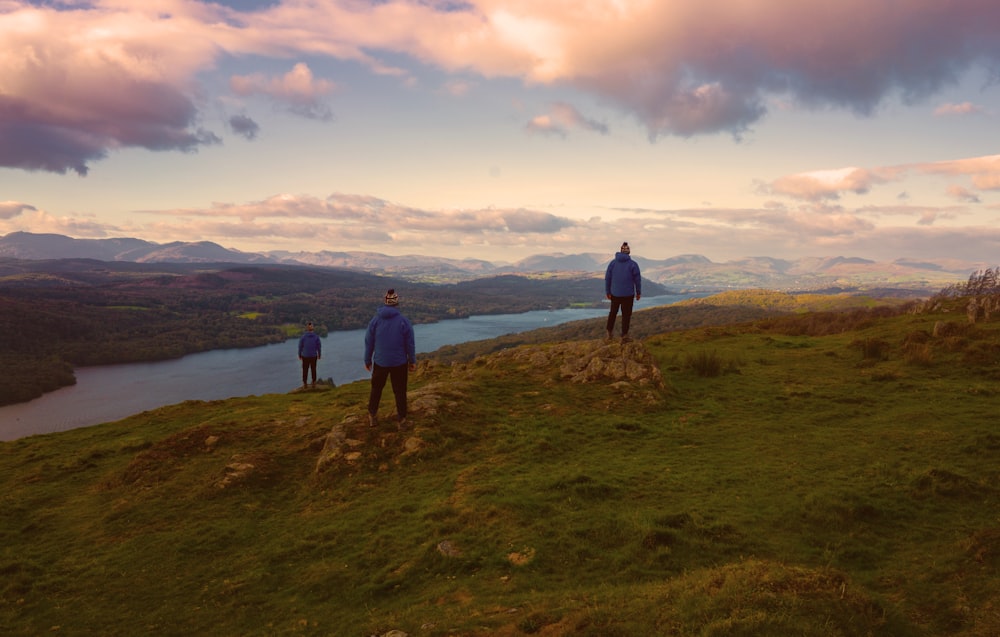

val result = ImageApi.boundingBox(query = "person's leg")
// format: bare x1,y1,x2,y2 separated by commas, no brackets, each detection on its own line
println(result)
620,296,635,337
606,298,622,335
388,364,409,421
301,358,310,386
368,364,390,417
309,358,318,384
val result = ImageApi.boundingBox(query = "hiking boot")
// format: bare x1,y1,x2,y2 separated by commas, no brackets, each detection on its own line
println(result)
397,417,409,432
606,329,614,343
622,334,632,343
368,412,378,428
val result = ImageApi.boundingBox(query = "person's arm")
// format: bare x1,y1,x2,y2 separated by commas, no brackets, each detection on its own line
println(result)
633,263,642,299
364,319,376,371
605,262,613,299
405,320,417,370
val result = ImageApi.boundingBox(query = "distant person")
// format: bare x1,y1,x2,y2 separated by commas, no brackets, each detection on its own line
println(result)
364,289,417,430
605,241,641,343
298,321,322,388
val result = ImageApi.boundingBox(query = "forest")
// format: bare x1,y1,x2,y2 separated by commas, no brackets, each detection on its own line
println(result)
0,258,669,406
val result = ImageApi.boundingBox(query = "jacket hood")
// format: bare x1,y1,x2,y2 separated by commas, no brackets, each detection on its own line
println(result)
615,252,632,262
377,305,401,319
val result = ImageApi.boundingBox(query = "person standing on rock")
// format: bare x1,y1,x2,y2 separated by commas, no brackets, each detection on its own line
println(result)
298,321,322,388
364,288,417,430
605,241,642,343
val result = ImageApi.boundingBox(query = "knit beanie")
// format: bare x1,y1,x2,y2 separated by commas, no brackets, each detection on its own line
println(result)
385,289,399,306
620,242,630,254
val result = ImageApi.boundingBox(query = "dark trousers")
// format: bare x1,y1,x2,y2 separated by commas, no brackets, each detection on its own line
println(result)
300,357,317,384
368,363,408,419
606,295,635,335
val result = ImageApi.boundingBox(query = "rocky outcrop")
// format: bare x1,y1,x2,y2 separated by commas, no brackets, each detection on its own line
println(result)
475,339,665,389
315,339,665,475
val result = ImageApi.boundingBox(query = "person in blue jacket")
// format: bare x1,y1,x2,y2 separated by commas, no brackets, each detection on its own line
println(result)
604,241,641,343
364,289,417,429
297,321,322,388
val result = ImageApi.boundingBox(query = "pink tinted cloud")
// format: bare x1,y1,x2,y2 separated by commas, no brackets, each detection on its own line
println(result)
946,184,981,203
450,0,1000,138
0,2,227,174
769,155,1000,201
526,102,608,136
0,206,117,238
4,0,1000,175
767,168,890,201
934,102,986,116
230,63,336,120
141,193,577,235
0,201,36,219
916,155,1000,190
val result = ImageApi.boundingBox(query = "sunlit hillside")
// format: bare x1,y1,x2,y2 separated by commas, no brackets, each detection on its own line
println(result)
1,292,998,636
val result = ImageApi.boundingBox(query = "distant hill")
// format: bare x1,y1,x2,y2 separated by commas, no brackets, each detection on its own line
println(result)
0,231,272,264
0,231,988,290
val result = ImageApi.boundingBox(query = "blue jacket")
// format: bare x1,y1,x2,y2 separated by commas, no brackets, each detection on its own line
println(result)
364,305,416,367
605,252,642,297
298,330,322,358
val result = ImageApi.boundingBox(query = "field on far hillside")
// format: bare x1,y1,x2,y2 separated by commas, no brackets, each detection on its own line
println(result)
1,295,998,636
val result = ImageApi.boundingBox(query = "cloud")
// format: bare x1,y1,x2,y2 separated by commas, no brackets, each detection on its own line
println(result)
596,201,1000,262
934,101,987,116
443,79,475,96
767,154,1000,201
138,193,577,237
4,0,1000,174
228,114,261,140
411,0,1000,138
766,168,891,201
229,63,336,120
915,154,1000,190
526,102,609,136
9,191,1000,264
0,207,118,238
947,184,982,203
0,2,227,175
0,201,36,220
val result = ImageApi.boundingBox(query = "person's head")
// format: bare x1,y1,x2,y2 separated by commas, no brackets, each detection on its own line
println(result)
306,321,314,331
620,242,630,255
385,289,399,306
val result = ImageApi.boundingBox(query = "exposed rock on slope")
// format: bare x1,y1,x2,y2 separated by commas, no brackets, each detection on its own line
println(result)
314,339,665,475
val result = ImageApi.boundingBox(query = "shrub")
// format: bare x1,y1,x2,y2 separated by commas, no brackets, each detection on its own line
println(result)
901,330,930,345
854,337,890,361
903,343,934,367
684,350,741,377
685,350,723,377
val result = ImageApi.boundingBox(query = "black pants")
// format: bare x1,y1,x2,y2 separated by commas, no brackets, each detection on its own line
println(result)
301,356,317,384
368,363,408,419
606,295,635,335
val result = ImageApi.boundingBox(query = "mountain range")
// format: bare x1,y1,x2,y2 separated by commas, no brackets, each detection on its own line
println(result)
0,231,987,291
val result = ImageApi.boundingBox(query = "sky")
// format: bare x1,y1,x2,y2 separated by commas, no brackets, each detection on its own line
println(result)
1,0,1000,265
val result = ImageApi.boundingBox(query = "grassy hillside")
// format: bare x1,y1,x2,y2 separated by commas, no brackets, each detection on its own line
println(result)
1,297,998,636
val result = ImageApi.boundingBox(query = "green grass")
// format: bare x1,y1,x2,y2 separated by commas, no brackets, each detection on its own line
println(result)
1,302,998,636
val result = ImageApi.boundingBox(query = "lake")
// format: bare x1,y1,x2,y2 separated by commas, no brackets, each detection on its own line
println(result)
0,294,700,440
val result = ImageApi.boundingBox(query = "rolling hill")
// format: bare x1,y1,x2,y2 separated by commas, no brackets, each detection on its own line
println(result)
0,292,997,635
0,231,986,290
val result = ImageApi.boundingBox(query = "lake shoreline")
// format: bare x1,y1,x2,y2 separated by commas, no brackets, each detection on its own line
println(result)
0,294,699,440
